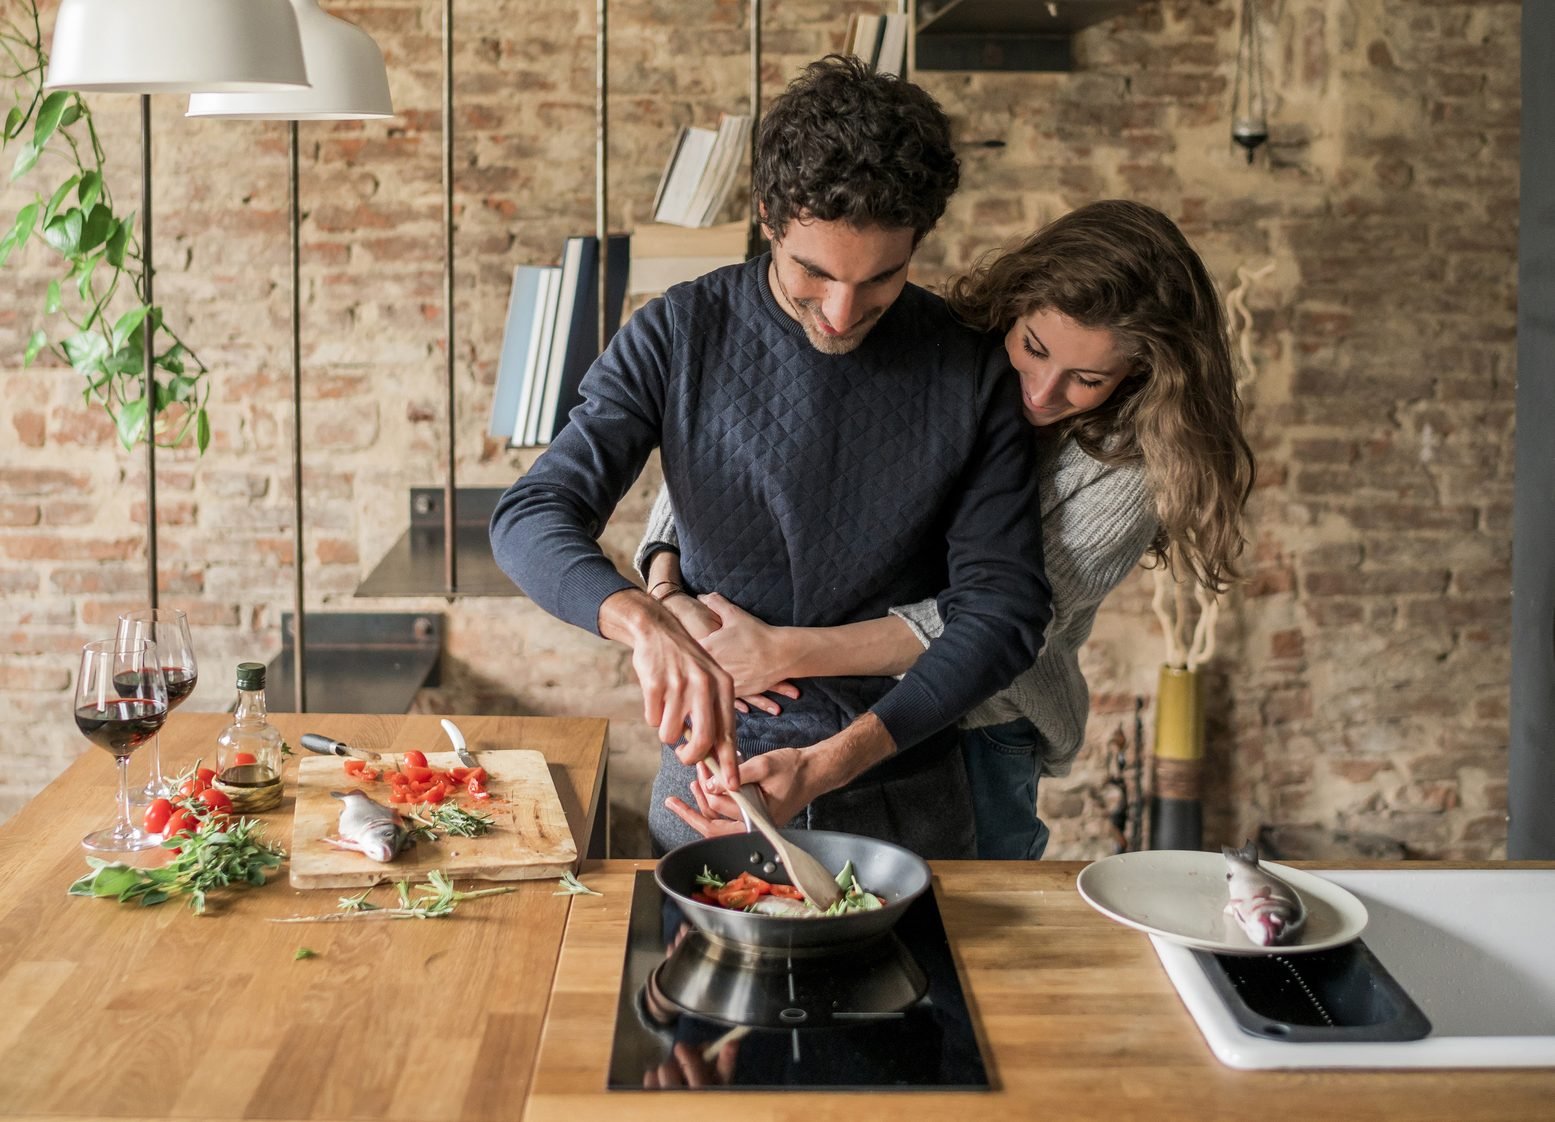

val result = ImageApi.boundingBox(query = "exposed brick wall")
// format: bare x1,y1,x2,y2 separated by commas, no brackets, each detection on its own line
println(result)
0,1,1518,859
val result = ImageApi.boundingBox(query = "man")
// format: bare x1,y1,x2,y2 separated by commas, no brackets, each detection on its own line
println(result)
490,55,1051,858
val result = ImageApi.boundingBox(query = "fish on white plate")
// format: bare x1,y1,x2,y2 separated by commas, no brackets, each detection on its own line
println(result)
1222,840,1307,946
324,788,411,863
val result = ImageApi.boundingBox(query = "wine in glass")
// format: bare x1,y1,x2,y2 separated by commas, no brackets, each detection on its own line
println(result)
75,638,168,853
117,607,197,801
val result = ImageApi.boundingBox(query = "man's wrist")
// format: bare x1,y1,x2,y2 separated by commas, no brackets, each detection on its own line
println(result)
599,587,671,645
806,712,896,795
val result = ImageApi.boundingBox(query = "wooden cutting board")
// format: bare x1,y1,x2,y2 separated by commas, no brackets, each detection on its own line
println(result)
289,749,578,889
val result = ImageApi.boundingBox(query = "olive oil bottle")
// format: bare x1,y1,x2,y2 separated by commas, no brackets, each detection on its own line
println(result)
213,662,284,812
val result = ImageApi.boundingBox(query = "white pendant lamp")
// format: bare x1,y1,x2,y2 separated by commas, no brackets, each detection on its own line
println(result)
44,0,309,93
187,0,393,120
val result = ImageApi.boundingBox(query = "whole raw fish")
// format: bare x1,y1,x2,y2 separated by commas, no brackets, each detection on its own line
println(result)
1222,840,1307,946
324,788,410,863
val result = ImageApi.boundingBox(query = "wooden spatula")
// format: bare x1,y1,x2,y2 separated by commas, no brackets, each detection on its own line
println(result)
725,786,844,910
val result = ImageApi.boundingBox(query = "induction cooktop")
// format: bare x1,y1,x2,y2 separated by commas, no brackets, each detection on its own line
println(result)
606,870,990,1091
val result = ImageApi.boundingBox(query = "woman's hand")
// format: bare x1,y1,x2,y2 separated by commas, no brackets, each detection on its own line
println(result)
664,751,816,838
696,592,802,716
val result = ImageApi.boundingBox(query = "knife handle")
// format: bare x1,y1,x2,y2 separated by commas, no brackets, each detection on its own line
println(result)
300,733,381,762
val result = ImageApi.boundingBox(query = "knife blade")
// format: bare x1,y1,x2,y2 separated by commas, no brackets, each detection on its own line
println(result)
299,733,383,763
441,718,477,768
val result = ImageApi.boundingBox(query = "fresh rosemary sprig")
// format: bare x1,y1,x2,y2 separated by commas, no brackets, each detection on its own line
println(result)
555,870,602,896
68,815,286,915
407,802,494,840
272,869,515,923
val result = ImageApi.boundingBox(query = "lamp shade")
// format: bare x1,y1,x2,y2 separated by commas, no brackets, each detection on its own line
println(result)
187,0,393,120
45,0,309,93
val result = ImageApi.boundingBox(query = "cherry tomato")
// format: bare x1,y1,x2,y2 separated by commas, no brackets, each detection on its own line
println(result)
142,797,173,835
234,752,257,766
198,788,233,814
178,777,208,798
404,750,428,769
196,766,217,785
164,809,198,837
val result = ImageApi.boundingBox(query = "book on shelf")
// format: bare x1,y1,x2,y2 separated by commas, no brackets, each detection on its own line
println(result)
845,11,906,76
496,234,630,448
544,233,631,443
490,264,557,441
652,113,753,228
627,220,750,297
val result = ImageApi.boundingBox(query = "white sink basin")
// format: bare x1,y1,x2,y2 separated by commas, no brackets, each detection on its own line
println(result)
1153,868,1555,1069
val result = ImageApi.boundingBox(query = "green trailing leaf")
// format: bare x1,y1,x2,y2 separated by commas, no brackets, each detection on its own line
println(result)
104,214,129,268
76,169,100,209
61,329,108,372
105,345,140,376
0,199,37,265
155,342,186,375
111,305,150,351
79,201,112,254
73,252,95,300
23,329,45,366
555,870,602,897
44,175,77,223
44,277,59,313
9,138,38,180
42,208,81,255
3,106,22,141
195,408,210,453
114,395,147,448
30,89,68,147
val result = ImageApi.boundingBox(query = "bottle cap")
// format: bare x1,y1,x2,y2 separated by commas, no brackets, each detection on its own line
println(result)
236,661,266,690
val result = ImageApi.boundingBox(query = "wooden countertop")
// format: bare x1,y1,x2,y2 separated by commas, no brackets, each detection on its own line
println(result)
526,860,1555,1121
0,711,608,1122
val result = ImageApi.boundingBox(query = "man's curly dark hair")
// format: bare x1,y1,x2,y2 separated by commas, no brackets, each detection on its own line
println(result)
754,54,960,244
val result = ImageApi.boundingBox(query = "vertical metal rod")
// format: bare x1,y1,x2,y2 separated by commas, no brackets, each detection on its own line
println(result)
748,0,761,257
441,0,458,593
904,0,915,81
596,0,608,354
139,95,158,611
289,122,308,713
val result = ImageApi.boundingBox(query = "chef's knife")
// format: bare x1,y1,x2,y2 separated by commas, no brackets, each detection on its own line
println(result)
441,718,478,768
300,733,383,763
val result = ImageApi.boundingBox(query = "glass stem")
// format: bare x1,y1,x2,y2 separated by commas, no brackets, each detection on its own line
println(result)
116,755,133,835
145,730,163,792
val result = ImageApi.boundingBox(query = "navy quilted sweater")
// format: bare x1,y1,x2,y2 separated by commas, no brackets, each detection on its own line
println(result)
491,256,1051,764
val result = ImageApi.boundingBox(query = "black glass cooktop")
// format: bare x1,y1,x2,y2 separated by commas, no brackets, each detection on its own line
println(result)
606,870,989,1091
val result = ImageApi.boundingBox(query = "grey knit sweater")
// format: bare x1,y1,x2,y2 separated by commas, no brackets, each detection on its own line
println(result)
637,435,1154,778
491,255,1051,768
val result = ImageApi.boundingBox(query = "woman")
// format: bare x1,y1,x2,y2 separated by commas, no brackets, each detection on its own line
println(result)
638,199,1255,858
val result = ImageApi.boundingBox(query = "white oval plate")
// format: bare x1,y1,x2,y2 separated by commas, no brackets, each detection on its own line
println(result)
1075,850,1369,956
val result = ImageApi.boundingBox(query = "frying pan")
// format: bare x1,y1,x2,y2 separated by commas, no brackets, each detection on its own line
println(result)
654,829,931,953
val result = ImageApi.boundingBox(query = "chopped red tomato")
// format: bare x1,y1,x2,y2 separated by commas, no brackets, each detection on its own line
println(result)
449,766,471,783
767,884,804,899
404,750,428,769
402,765,436,784
342,758,366,776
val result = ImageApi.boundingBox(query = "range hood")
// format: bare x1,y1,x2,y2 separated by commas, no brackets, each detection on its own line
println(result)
915,0,1146,71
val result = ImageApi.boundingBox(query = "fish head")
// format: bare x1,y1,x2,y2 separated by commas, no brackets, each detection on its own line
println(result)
357,824,402,863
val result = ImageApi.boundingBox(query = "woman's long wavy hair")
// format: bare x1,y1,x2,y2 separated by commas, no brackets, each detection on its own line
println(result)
945,200,1256,592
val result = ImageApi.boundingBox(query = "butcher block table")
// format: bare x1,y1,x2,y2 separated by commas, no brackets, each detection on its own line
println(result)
0,711,607,1122
527,861,1555,1122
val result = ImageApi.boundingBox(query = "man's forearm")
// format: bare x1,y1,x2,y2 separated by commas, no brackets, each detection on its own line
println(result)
800,711,897,798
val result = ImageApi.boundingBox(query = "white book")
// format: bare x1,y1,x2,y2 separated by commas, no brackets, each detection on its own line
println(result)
519,268,563,446
653,126,718,227
492,265,547,440
877,13,908,77
851,14,882,65
691,114,752,228
535,237,589,444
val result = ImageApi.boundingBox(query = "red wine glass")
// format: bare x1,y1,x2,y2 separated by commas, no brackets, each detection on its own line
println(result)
75,638,168,853
116,607,197,801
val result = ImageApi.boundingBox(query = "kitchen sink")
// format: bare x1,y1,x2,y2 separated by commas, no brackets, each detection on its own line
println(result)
1153,868,1555,1069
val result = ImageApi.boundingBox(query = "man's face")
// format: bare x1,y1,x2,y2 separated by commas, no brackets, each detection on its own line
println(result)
765,215,917,355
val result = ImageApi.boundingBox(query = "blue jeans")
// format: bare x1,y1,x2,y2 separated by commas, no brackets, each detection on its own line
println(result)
961,719,1050,860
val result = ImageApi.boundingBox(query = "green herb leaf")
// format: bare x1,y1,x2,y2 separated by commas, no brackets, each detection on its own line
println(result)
555,870,602,897
294,947,319,960
694,865,726,889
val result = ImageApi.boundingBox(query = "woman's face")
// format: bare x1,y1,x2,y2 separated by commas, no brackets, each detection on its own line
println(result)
1005,307,1133,428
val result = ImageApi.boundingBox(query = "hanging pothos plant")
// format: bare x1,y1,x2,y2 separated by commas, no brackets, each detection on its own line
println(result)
1,2,209,452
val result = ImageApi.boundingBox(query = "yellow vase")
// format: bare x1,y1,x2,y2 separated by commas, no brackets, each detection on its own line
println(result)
1150,664,1203,849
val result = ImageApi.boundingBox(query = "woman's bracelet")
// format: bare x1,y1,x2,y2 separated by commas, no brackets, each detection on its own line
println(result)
648,580,685,602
